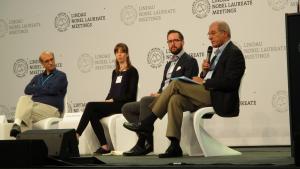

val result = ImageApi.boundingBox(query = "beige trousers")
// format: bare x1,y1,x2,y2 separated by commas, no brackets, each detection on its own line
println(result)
150,80,211,139
15,95,60,131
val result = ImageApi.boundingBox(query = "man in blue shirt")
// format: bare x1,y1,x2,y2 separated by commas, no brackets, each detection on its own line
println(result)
10,51,68,137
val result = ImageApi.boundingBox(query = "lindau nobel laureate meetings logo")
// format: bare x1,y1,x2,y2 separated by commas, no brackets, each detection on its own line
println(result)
147,48,165,69
192,0,211,19
268,0,288,11
272,90,288,113
121,5,138,25
13,59,28,77
0,19,8,38
77,53,94,73
55,12,70,32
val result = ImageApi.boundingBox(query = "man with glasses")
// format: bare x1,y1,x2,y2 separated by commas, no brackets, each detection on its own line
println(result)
124,21,246,158
122,30,199,156
10,51,68,137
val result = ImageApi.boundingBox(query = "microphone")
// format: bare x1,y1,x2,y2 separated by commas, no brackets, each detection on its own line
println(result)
200,46,213,78
207,46,213,64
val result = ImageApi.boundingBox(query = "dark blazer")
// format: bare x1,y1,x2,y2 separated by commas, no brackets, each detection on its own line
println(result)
203,42,245,117
158,52,199,93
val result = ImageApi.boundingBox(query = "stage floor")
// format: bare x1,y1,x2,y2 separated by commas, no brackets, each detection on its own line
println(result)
82,146,297,168
5,146,298,168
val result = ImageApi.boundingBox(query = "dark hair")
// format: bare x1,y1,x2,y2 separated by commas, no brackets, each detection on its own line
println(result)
114,43,132,72
167,30,184,41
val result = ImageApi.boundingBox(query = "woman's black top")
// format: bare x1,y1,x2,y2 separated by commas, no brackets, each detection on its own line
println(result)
105,66,139,103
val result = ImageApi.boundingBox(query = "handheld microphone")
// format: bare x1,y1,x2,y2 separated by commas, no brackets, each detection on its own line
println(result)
207,46,213,64
200,46,213,78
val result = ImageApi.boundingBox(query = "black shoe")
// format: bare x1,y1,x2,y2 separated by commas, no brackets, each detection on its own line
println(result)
94,147,111,155
123,122,154,134
10,124,21,137
123,143,153,156
158,144,183,158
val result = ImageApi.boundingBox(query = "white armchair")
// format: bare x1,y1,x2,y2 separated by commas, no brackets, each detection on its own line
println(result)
153,112,202,156
32,117,63,129
32,96,67,130
0,115,14,140
193,107,242,157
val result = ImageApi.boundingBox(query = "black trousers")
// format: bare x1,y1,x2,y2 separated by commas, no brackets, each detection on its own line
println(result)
122,96,155,145
122,96,155,123
76,102,124,145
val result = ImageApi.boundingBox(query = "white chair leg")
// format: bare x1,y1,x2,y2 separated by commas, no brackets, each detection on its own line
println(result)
193,107,242,157
114,116,138,152
100,114,122,150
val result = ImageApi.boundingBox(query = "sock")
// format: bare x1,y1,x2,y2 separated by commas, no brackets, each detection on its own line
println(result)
141,112,157,126
14,119,22,126
169,137,180,147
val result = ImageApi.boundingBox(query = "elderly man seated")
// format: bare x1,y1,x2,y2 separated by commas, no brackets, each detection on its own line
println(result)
10,51,68,137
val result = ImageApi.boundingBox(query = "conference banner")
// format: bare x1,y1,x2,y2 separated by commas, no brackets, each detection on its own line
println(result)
0,0,298,146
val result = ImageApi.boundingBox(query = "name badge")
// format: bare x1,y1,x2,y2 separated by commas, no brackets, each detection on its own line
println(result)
116,76,122,83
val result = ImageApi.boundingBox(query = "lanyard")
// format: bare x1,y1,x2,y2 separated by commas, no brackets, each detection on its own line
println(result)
40,74,54,86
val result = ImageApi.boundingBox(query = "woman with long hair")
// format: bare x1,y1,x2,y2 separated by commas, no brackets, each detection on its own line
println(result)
76,43,139,154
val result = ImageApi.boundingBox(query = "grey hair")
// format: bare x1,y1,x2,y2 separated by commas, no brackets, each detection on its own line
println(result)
216,21,231,38
39,51,54,62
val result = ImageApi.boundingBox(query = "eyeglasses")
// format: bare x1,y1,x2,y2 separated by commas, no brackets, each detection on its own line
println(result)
167,39,182,44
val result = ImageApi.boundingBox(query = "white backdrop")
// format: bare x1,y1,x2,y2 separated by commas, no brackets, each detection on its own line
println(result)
0,0,297,146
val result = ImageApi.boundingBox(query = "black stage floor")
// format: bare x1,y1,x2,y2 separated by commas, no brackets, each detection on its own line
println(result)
96,147,294,166
3,146,300,168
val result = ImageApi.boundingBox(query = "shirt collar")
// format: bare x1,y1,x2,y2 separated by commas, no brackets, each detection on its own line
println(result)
43,69,56,76
177,49,185,58
216,40,230,55
170,49,185,62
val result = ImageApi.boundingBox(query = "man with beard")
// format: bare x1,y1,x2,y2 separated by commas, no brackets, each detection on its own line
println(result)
122,30,199,156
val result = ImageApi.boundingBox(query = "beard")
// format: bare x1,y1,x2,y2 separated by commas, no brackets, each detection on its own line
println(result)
170,46,183,55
